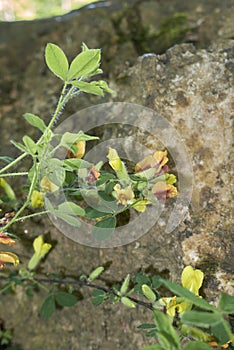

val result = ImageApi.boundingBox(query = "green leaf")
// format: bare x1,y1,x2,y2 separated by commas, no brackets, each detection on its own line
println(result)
92,216,116,240
153,310,182,349
59,131,98,148
180,324,212,342
137,324,156,330
211,320,233,345
95,173,116,186
63,158,91,171
67,49,101,80
40,294,56,319
181,311,221,328
53,211,81,227
55,291,77,307
92,289,106,306
41,158,66,187
105,181,115,195
71,81,104,96
85,207,110,219
161,279,216,311
151,276,162,289
218,292,234,313
22,135,37,154
10,140,28,153
57,202,85,216
0,156,14,164
23,113,46,132
94,80,114,94
82,42,89,51
45,43,69,81
183,341,212,350
133,272,151,295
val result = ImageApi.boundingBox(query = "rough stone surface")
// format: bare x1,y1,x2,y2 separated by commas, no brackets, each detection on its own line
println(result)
0,0,233,349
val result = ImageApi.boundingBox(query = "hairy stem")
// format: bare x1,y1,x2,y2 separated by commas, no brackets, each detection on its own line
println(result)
0,172,28,177
1,160,39,231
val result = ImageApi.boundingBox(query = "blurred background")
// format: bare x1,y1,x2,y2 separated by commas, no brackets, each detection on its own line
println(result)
0,0,100,21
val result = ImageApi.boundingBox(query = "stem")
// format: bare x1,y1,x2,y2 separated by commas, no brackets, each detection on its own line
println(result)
13,210,49,223
0,82,70,176
32,277,154,311
0,172,28,177
46,82,68,131
0,275,153,311
0,83,73,232
31,278,50,293
1,160,39,231
0,153,27,175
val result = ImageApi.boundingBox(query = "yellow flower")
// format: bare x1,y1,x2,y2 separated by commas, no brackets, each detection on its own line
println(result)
107,148,129,182
31,190,44,208
28,235,52,270
113,184,134,206
132,199,151,212
107,148,122,171
0,232,15,246
181,265,204,295
135,150,168,174
152,182,178,202
40,176,59,193
161,296,188,317
160,266,204,317
66,140,86,159
0,252,19,268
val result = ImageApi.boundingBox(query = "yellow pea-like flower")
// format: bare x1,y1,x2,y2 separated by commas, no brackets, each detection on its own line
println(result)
0,252,19,268
31,190,44,208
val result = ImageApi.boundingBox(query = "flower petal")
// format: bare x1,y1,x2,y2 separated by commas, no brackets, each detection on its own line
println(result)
66,140,86,159
0,252,19,267
0,232,15,246
181,265,204,295
40,176,59,193
113,184,134,206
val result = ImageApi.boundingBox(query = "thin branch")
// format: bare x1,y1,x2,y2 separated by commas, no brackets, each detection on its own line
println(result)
0,275,154,311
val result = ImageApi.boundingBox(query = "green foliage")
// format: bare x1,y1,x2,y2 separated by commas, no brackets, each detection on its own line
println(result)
92,289,106,306
153,310,182,349
92,216,116,240
45,43,69,81
67,49,101,80
40,294,56,319
23,113,46,133
54,291,78,307
218,292,234,313
183,342,212,350
0,41,233,350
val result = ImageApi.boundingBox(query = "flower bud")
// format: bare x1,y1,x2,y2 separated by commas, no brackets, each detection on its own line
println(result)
120,274,130,295
121,297,136,308
142,284,156,303
89,266,104,282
